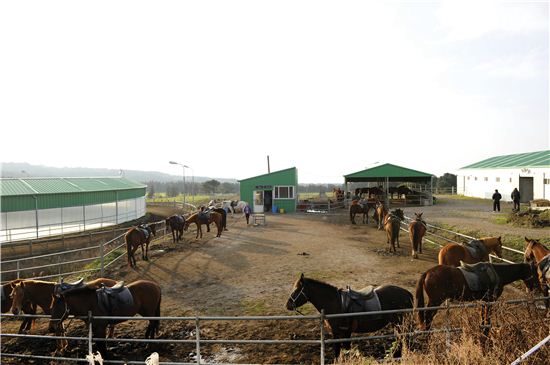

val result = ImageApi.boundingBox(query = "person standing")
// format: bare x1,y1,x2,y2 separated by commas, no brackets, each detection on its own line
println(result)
243,204,252,225
492,189,502,212
511,188,521,212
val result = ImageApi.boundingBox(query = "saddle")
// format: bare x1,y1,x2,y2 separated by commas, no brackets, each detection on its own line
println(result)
339,285,382,329
137,226,151,240
198,211,210,223
462,240,487,259
174,215,184,224
96,281,134,315
55,278,85,295
458,261,500,296
538,254,550,283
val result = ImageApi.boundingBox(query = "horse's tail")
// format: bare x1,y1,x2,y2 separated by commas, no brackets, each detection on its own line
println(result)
411,222,422,251
125,232,133,266
153,294,161,337
415,271,427,328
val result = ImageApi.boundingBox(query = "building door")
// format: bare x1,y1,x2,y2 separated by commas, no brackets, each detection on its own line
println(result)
519,177,533,203
253,190,264,213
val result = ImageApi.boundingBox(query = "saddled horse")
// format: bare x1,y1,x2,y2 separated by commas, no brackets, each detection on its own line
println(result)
184,211,223,239
49,279,161,356
9,278,117,334
209,207,228,231
165,215,185,243
438,236,502,267
125,223,157,268
384,209,404,253
374,201,388,230
524,237,550,308
415,262,537,333
349,199,377,225
286,274,413,358
408,212,427,259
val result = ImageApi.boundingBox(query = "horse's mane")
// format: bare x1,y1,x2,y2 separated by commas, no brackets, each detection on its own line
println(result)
529,239,549,251
20,280,55,286
300,277,338,290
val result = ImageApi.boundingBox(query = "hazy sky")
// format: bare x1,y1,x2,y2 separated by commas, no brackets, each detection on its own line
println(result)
1,1,548,183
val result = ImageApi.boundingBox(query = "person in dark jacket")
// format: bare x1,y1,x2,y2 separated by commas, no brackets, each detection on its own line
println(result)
243,204,252,225
492,189,502,212
511,188,521,212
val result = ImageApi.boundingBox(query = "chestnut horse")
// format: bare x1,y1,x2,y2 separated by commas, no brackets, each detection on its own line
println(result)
384,209,404,253
286,274,413,358
165,215,185,243
2,279,36,333
49,279,161,356
438,236,502,267
524,237,550,308
349,200,376,225
374,201,388,230
408,212,427,259
184,211,223,239
126,223,157,268
415,262,537,333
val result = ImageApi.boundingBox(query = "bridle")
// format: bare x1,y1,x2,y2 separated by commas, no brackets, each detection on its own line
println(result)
288,285,308,315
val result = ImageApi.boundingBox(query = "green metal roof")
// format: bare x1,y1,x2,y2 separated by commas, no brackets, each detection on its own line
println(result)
344,163,433,183
0,177,146,197
461,150,550,169
238,167,297,182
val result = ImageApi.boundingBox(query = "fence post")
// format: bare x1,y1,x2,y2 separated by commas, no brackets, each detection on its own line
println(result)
16,261,20,279
88,311,93,355
320,310,325,365
99,240,104,277
327,200,331,213
195,317,201,365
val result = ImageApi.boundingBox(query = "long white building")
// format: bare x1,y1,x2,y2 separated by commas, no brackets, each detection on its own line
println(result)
457,150,550,202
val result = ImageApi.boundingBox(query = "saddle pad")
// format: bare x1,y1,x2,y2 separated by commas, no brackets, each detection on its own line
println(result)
458,263,499,294
539,254,550,281
463,240,487,259
138,227,150,240
340,287,382,328
96,287,134,315
458,268,481,292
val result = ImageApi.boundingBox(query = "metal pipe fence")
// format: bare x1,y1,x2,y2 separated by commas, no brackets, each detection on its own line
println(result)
1,296,548,364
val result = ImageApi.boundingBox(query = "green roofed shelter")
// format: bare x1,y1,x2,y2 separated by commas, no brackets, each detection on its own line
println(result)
239,167,298,213
1,177,147,242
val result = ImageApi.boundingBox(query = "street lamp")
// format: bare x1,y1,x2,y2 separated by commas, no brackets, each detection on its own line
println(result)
169,161,188,207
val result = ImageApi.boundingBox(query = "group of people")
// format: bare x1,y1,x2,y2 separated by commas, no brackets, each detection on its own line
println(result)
491,187,521,212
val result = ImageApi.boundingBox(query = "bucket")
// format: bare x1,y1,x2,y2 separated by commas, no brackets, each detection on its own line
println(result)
279,208,285,214
272,205,278,213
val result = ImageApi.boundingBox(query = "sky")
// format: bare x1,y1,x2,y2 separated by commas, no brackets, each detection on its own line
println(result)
0,1,548,183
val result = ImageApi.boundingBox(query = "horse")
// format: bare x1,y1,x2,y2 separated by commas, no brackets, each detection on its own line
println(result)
438,236,503,267
389,185,412,199
125,223,157,268
286,274,413,358
415,262,538,333
184,211,223,239
165,215,185,243
384,209,404,253
9,278,117,334
233,200,248,213
2,279,36,333
524,237,550,308
349,199,377,225
209,207,228,231
374,201,388,230
48,279,161,356
408,212,427,259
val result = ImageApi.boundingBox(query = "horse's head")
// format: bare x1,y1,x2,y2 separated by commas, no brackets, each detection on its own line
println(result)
9,282,25,315
414,212,423,221
524,237,537,263
392,209,405,220
483,236,503,258
286,273,309,311
522,261,541,293
48,294,69,334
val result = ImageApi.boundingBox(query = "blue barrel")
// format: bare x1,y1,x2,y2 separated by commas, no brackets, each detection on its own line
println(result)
272,205,278,213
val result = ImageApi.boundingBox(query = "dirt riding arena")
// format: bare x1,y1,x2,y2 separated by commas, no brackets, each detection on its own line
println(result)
1,197,549,364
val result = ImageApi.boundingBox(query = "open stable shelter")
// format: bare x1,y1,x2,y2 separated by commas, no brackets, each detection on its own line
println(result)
239,167,298,213
344,163,434,205
0,177,146,242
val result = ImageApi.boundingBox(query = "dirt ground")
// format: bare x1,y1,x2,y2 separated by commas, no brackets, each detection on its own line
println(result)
1,196,549,364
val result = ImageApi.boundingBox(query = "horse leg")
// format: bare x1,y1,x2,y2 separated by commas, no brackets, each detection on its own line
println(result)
141,242,146,260
481,304,491,338
424,300,439,331
206,223,211,232
144,242,149,261
93,322,108,357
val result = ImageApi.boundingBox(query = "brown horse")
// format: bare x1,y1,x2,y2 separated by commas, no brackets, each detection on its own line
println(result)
49,279,161,355
384,209,404,253
389,185,412,199
286,274,413,358
374,201,388,230
2,279,36,333
438,236,502,267
349,200,376,225
415,262,537,333
184,211,223,239
524,237,550,308
210,207,228,231
126,223,157,268
408,212,427,259
165,215,185,243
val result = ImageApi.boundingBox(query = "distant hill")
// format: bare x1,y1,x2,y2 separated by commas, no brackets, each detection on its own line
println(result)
0,162,238,184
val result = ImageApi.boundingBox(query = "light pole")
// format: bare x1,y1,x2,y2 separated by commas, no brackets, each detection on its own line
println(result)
169,161,188,207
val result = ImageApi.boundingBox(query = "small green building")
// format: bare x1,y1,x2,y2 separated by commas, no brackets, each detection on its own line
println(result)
239,167,298,213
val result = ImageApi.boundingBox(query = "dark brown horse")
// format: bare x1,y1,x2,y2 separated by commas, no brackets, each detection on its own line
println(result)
349,200,376,225
165,215,185,243
389,185,412,199
524,237,550,308
126,223,157,268
49,279,161,355
415,263,537,333
2,279,36,333
210,207,228,231
286,274,413,358
408,212,426,259
374,201,388,230
438,236,502,267
384,209,404,252
184,211,223,239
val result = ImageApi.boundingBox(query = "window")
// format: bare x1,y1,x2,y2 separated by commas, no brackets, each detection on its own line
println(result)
495,177,500,182
274,186,295,199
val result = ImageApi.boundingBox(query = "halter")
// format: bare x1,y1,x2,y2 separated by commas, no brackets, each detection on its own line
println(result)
288,286,308,315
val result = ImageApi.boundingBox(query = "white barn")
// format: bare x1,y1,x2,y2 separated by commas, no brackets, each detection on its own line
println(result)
457,150,550,202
